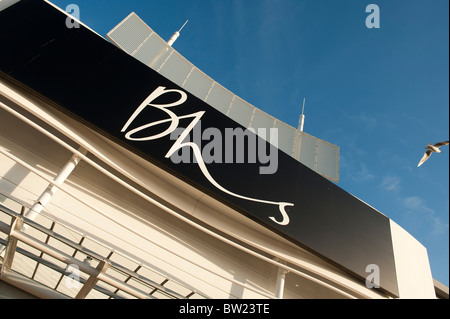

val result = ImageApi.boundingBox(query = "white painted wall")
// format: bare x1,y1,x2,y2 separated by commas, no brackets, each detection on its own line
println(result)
390,220,436,298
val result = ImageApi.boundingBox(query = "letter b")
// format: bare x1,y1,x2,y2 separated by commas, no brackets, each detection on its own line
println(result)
223,304,230,314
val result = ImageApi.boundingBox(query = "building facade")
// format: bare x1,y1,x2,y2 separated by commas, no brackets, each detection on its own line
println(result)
0,0,446,299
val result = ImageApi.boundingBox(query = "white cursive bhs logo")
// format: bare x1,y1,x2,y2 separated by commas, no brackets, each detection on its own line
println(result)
121,86,294,226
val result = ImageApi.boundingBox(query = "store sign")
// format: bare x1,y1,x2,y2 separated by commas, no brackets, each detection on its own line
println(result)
120,85,293,226
0,0,399,296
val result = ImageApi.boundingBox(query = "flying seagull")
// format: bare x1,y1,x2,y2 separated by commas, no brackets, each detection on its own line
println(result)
417,141,449,167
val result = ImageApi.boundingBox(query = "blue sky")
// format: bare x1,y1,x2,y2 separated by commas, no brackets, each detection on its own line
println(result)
50,0,449,287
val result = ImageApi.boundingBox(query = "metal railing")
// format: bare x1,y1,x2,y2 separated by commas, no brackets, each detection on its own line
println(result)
0,201,207,299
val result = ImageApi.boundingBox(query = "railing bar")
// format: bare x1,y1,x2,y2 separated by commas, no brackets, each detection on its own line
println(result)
1,205,184,299
0,237,124,299
0,204,192,299
9,227,153,299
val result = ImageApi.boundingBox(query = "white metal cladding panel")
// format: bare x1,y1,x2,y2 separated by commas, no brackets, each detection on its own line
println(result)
273,121,296,156
132,34,168,67
152,48,173,71
182,67,214,101
298,133,317,171
107,13,152,54
227,97,254,128
205,83,233,115
158,51,193,86
317,140,339,182
250,109,276,142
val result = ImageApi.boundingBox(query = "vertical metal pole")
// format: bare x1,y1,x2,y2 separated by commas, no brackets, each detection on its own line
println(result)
274,259,288,299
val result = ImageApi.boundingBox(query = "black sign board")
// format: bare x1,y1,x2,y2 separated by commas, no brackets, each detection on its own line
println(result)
0,0,399,297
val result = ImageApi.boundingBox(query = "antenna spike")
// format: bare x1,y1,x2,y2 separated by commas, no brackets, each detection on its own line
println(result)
298,97,306,132
167,20,189,47
179,20,189,32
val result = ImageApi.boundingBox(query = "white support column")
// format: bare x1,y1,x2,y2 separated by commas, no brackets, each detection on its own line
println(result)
274,259,289,299
24,147,87,228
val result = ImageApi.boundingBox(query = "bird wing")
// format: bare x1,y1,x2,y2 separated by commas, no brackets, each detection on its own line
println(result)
434,141,449,148
418,150,432,167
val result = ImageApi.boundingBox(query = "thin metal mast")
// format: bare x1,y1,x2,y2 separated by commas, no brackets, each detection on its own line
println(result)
298,98,306,132
167,20,189,47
